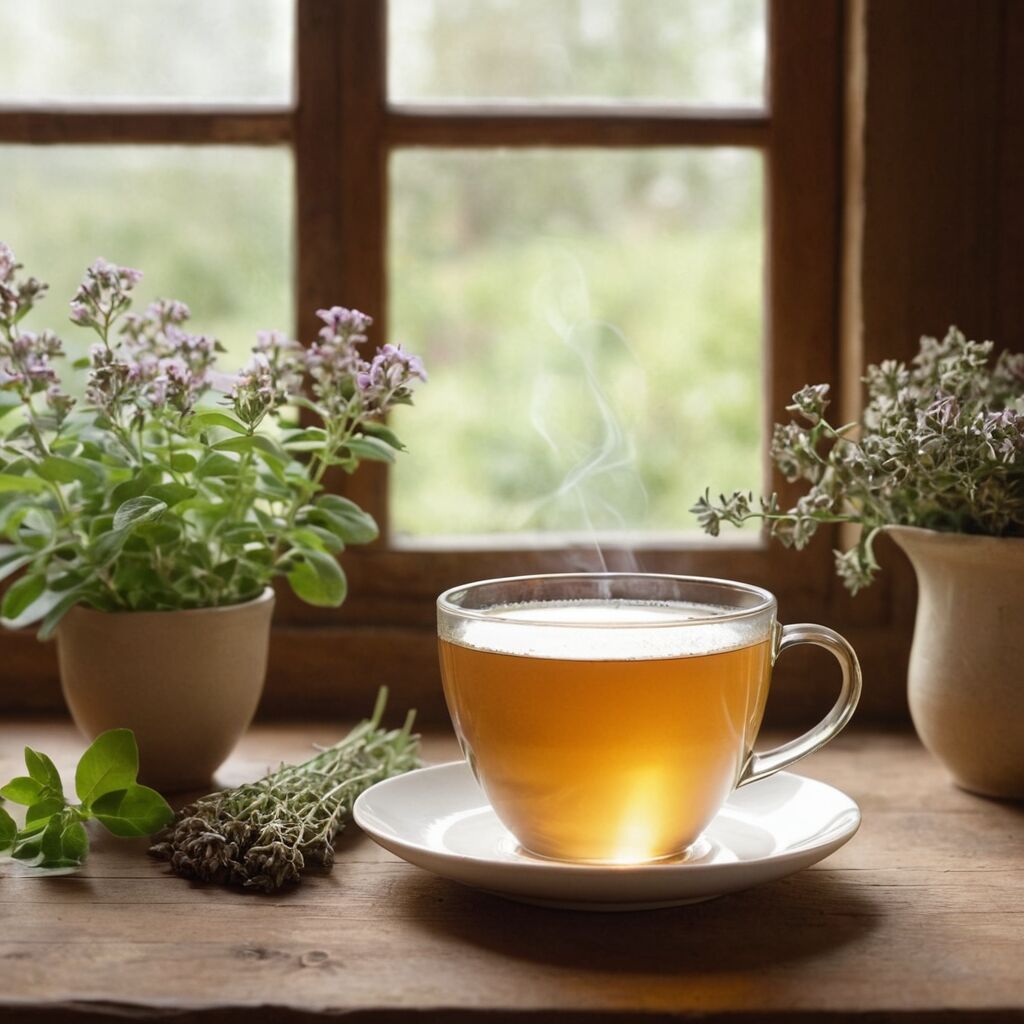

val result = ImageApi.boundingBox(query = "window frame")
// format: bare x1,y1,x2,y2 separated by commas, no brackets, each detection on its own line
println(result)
287,0,844,634
0,0,845,711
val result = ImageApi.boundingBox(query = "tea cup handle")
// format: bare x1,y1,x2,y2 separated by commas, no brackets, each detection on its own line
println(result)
737,623,862,787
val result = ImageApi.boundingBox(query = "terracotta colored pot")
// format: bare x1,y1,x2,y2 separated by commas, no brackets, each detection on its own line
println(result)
889,526,1024,798
57,588,274,792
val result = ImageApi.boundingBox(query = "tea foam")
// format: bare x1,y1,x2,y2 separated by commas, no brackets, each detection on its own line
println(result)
441,599,772,661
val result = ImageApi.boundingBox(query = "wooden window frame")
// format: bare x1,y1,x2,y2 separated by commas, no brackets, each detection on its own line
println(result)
0,0,844,716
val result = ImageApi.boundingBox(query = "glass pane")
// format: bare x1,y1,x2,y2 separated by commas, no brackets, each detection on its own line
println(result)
0,146,292,373
0,1,294,102
389,0,765,106
389,148,763,538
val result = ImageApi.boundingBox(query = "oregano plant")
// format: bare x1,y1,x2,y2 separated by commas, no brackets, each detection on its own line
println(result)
692,327,1024,591
0,729,173,869
0,244,426,635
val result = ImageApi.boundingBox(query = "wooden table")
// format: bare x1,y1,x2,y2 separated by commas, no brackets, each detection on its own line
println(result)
2,720,1022,1023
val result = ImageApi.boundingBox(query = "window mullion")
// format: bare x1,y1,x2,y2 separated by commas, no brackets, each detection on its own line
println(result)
295,0,390,549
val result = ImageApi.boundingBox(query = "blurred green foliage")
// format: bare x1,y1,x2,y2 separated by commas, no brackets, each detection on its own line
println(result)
0,147,292,372
389,148,764,535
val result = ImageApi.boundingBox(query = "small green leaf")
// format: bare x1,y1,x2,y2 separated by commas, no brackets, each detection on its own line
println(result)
168,451,197,472
3,588,66,631
311,494,379,545
25,747,63,795
11,837,41,861
0,806,16,851
213,434,286,460
0,550,32,584
39,814,65,865
60,818,88,863
37,586,92,641
26,795,65,825
361,420,406,451
91,784,174,837
189,410,248,435
0,473,46,494
147,482,194,508
0,776,44,805
36,456,103,486
75,729,139,807
342,435,397,463
287,549,347,607
1,573,45,622
109,464,162,506
90,528,128,567
113,496,167,532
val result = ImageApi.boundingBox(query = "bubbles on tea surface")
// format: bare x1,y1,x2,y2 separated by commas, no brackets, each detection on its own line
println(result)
442,599,770,661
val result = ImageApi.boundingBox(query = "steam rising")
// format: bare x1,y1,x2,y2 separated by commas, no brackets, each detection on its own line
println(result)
526,254,648,571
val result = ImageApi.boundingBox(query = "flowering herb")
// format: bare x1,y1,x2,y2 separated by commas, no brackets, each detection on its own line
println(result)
692,328,1024,592
0,244,425,633
149,688,419,892
0,729,173,869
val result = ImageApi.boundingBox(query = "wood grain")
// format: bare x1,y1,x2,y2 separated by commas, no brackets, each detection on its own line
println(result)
385,106,770,148
0,105,292,145
1,722,1022,1023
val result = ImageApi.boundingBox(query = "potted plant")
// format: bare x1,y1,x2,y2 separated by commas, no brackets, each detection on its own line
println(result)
693,327,1024,798
0,244,425,791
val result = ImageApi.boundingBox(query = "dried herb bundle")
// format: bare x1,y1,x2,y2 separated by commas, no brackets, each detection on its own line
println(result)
149,689,419,891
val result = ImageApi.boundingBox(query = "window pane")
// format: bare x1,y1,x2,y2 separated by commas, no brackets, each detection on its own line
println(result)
389,148,763,538
0,1,294,102
0,146,292,371
389,0,765,106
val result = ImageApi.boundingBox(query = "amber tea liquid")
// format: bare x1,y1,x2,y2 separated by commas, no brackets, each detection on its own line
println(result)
439,600,773,863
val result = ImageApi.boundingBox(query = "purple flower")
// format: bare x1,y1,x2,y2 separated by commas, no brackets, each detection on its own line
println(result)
356,343,427,413
71,257,143,327
46,384,75,425
316,306,372,345
0,243,15,283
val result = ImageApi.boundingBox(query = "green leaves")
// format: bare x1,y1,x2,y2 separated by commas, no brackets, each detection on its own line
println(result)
0,473,46,494
25,747,63,794
305,495,379,546
287,549,347,607
92,784,175,837
0,730,173,871
189,410,248,435
0,774,46,804
113,496,167,532
0,806,16,852
1,573,45,622
341,435,396,464
75,729,139,806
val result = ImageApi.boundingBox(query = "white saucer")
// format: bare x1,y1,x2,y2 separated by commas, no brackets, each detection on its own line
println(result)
354,761,861,911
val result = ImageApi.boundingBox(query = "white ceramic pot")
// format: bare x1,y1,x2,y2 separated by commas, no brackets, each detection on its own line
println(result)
889,526,1024,798
56,588,275,792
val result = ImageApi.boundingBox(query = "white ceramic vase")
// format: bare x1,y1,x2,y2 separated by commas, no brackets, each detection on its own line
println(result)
56,588,275,792
889,526,1024,798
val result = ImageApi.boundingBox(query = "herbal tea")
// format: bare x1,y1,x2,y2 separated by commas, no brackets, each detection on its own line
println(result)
439,600,772,863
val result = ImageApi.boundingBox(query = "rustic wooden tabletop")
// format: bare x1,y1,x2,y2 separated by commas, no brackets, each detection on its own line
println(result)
2,720,1022,1023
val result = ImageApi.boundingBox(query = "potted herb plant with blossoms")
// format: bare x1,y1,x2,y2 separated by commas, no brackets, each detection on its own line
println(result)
693,328,1024,797
0,244,425,790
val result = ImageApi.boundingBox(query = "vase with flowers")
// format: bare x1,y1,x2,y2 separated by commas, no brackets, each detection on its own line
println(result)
693,328,1024,797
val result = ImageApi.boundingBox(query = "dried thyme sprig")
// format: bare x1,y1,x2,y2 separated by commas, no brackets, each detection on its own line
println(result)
148,689,419,892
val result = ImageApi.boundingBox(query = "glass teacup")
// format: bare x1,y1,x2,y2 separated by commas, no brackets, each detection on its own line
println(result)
438,573,861,864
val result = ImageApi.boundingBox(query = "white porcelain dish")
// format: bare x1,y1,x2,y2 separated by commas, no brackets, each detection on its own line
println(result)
354,761,861,911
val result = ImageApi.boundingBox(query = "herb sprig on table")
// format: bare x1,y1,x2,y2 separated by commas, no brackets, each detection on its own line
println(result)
0,729,173,869
149,689,419,892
